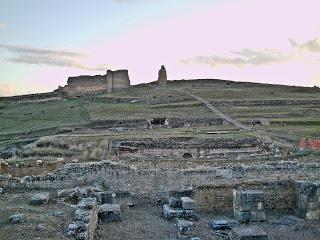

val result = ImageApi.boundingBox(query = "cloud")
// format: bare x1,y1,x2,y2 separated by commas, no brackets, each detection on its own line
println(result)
0,22,6,29
292,38,320,52
0,44,107,71
181,38,320,68
181,48,291,67
0,84,16,97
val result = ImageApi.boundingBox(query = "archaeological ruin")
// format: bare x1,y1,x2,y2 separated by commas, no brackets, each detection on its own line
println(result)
0,76,320,240
158,65,168,86
56,69,131,96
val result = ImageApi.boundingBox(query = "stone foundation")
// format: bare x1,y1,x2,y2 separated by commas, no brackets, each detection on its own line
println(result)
295,181,320,220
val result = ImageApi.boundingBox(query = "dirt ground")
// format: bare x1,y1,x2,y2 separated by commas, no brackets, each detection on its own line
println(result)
98,204,320,240
0,191,74,240
1,193,320,240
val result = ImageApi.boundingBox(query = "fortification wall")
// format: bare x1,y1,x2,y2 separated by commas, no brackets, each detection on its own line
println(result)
58,70,130,96
107,70,130,91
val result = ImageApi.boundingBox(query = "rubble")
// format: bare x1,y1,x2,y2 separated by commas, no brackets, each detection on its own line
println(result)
163,196,197,220
9,213,23,224
30,192,50,205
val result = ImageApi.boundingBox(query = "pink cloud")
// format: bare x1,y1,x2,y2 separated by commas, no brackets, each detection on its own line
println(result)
0,83,16,96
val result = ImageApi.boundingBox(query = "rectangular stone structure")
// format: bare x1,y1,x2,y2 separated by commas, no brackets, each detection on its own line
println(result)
233,190,266,223
163,204,196,220
181,197,195,210
295,181,320,220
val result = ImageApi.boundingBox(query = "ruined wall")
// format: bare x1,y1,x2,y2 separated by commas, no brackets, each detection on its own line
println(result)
63,75,107,95
194,180,296,212
58,70,130,96
108,70,130,91
1,160,319,204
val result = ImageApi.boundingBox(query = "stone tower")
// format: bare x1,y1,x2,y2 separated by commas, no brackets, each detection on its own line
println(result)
106,70,130,93
158,65,167,86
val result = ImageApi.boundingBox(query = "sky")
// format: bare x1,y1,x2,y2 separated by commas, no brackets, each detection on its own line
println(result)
0,0,320,96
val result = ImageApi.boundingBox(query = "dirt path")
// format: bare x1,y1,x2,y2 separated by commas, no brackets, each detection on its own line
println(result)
176,89,296,148
176,89,251,131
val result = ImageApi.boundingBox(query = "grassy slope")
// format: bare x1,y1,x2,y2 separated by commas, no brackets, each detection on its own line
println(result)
0,79,320,142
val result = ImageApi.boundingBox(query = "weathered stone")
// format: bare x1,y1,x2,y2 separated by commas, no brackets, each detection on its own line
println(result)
210,219,231,230
234,210,251,224
100,191,114,204
75,208,91,223
306,210,320,220
169,197,181,208
181,197,195,210
0,187,3,194
49,211,64,218
295,181,320,220
163,204,196,220
250,211,267,222
67,223,78,236
158,65,167,86
9,213,23,224
233,190,266,223
77,197,97,210
30,192,49,205
229,226,268,240
176,219,194,235
98,204,121,223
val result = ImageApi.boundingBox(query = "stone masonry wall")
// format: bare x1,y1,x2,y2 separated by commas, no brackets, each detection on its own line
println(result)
194,180,296,212
1,161,319,210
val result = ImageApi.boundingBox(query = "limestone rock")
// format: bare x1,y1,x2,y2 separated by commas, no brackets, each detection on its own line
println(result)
30,192,49,205
176,219,194,235
210,219,232,230
163,204,196,220
9,213,23,224
169,197,181,208
49,211,64,217
181,197,195,210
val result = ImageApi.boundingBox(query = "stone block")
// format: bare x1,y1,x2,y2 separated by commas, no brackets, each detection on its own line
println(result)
163,204,196,220
295,181,319,197
9,213,23,224
77,198,96,210
74,208,91,223
210,219,231,230
176,219,194,235
100,191,114,204
234,210,251,223
229,226,268,240
98,204,121,223
250,211,267,222
306,210,320,220
30,192,49,205
169,197,181,208
181,197,195,210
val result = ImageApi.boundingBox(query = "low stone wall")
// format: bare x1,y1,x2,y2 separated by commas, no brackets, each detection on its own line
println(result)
211,99,320,107
1,160,319,206
194,180,296,212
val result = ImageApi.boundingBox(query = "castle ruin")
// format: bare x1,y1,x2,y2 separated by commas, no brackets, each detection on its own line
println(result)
158,65,167,86
57,70,130,96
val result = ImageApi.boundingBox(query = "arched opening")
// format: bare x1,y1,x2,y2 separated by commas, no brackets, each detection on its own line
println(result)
183,152,193,159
